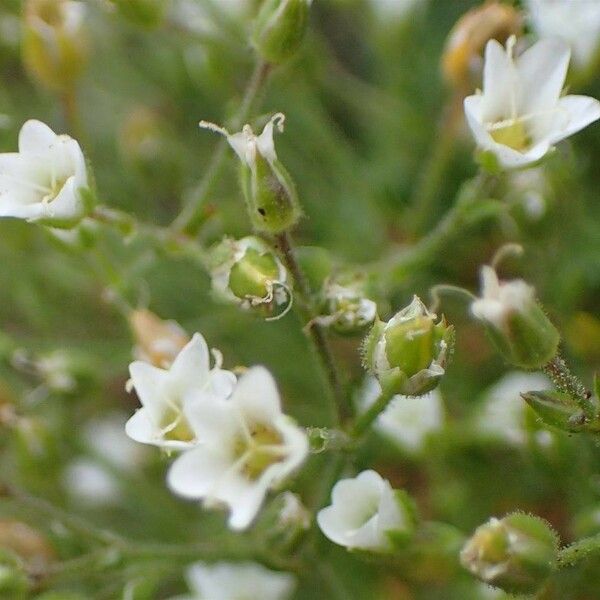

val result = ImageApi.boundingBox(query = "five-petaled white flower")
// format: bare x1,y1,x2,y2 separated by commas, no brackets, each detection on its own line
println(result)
464,37,600,169
317,470,415,551
526,0,600,70
0,120,88,225
126,333,236,451
470,265,534,330
167,366,308,531
179,561,295,600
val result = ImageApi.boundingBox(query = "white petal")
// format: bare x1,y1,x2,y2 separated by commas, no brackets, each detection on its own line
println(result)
256,119,277,162
18,120,58,156
273,416,309,480
170,333,210,388
481,39,516,121
232,366,282,424
208,368,237,398
124,408,158,445
377,483,407,534
226,472,272,530
167,445,234,499
37,176,82,222
548,95,600,144
183,393,240,445
128,361,168,423
517,38,570,114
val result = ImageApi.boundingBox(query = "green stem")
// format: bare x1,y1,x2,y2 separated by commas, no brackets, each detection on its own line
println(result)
409,93,463,235
351,386,395,438
274,231,347,427
171,59,272,236
376,173,503,292
557,533,600,568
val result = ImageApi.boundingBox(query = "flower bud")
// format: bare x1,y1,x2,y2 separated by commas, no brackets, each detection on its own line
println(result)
442,2,522,89
22,0,89,93
460,513,558,594
252,0,312,64
315,280,377,336
200,114,301,233
128,309,190,369
209,236,292,319
363,296,453,396
471,266,560,369
111,0,170,28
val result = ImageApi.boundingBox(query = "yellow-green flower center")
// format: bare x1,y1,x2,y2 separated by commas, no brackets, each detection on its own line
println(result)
488,119,530,151
159,402,194,443
234,423,285,480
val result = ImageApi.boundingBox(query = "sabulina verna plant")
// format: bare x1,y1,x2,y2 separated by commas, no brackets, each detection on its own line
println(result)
200,113,301,233
470,264,560,369
363,295,454,396
460,512,559,594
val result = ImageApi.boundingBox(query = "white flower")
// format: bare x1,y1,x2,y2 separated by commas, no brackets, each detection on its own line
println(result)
471,266,534,330
179,561,295,600
526,0,600,69
167,367,308,530
475,372,551,446
464,37,600,169
200,112,284,169
317,470,414,551
0,120,88,224
358,377,444,453
125,333,236,451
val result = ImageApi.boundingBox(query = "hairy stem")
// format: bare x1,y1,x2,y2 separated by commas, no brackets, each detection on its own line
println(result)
351,386,395,437
274,231,348,427
557,533,600,568
172,60,272,236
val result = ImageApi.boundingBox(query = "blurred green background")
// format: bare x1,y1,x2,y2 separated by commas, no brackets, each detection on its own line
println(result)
0,0,599,598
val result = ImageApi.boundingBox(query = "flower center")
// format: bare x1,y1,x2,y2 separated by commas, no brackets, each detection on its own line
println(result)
159,400,194,443
234,423,285,481
487,118,530,151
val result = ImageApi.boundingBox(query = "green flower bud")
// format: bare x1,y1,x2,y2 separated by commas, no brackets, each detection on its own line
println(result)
522,390,600,434
252,0,312,64
471,266,560,369
209,236,292,319
315,280,377,336
363,296,454,396
111,0,170,28
460,513,558,595
200,113,301,234
22,0,88,93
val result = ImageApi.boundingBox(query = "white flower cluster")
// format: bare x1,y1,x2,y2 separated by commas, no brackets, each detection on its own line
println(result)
126,331,308,530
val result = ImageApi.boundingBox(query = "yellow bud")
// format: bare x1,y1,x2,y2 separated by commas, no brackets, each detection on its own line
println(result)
128,309,190,369
22,0,89,92
442,2,522,89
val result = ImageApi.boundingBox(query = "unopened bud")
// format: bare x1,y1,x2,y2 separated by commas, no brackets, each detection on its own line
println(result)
460,513,558,594
129,309,190,369
252,0,312,64
442,2,522,89
201,114,301,233
471,266,560,369
315,280,377,336
363,296,453,396
112,0,170,28
209,236,292,319
22,0,89,92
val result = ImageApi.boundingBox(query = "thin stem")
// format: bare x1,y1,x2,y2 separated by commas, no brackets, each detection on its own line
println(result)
274,232,348,427
351,386,395,438
543,354,596,420
557,533,600,568
375,173,504,292
409,93,464,235
171,60,272,236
